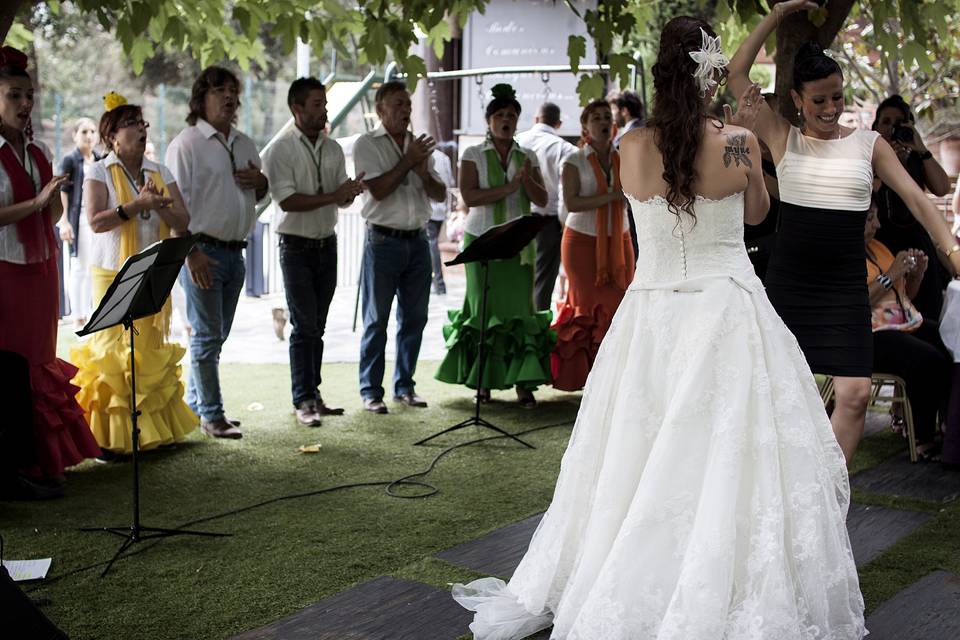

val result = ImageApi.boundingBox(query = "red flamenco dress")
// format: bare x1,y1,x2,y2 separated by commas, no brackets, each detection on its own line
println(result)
0,141,99,477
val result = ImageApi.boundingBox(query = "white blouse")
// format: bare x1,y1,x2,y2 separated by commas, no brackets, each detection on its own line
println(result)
777,126,879,212
462,140,540,237
562,145,631,237
0,136,54,264
84,153,177,271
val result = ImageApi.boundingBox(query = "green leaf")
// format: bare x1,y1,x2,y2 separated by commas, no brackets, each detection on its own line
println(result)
427,19,450,59
128,38,154,75
400,54,427,93
576,73,605,105
5,23,34,50
568,35,587,73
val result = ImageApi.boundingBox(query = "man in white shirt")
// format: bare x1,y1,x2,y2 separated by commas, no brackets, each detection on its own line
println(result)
165,66,269,439
608,89,644,258
353,81,446,414
517,102,578,311
427,146,456,295
262,77,364,427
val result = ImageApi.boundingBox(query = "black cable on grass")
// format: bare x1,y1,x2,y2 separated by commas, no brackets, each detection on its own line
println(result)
29,418,575,590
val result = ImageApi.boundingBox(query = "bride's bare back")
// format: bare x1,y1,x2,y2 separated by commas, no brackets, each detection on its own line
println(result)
618,121,769,224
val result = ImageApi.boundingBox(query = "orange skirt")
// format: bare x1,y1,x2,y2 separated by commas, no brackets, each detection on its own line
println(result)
0,256,99,476
551,227,635,391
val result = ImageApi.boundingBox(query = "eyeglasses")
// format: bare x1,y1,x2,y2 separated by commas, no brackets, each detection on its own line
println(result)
118,118,150,130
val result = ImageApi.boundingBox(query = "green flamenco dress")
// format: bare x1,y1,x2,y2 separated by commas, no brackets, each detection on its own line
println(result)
435,147,556,390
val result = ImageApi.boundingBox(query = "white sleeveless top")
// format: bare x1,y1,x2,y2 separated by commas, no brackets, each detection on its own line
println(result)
776,126,879,212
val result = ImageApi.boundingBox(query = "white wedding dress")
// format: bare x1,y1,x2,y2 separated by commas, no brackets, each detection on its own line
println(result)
453,192,866,639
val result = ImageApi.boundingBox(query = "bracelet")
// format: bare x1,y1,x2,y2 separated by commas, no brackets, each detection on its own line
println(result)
875,274,893,290
116,204,130,221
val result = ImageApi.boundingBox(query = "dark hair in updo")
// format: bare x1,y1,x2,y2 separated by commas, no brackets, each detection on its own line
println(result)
650,16,719,223
485,84,521,119
792,42,842,92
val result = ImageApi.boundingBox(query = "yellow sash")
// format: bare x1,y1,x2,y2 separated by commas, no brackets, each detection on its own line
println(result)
107,162,173,335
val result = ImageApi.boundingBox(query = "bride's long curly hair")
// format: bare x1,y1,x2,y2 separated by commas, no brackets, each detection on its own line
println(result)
650,16,722,223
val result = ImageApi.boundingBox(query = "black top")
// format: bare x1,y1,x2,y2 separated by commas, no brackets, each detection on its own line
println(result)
874,151,946,319
57,148,101,256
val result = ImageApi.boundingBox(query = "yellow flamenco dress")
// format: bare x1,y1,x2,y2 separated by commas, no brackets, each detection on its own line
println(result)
71,163,197,453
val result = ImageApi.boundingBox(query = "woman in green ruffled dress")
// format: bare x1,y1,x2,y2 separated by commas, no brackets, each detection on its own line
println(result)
435,84,554,407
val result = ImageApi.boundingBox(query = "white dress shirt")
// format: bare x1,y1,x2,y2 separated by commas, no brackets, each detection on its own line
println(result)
83,152,177,270
461,139,540,238
515,123,577,217
164,118,262,241
430,148,455,222
353,124,441,231
563,145,630,237
262,127,348,239
613,118,644,149
0,136,54,264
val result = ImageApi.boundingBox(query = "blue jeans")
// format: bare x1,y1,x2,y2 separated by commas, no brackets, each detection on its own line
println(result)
179,244,245,422
426,219,445,290
280,235,338,407
359,227,432,401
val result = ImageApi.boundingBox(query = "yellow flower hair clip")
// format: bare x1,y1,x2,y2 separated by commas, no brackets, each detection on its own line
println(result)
103,91,128,112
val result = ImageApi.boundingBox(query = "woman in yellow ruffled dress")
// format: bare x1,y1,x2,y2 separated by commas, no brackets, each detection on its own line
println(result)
71,92,197,456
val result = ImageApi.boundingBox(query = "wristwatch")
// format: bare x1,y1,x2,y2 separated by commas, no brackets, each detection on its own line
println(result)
875,273,892,290
115,204,130,221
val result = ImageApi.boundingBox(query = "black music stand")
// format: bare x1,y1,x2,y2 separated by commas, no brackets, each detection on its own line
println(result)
78,235,230,577
415,215,550,449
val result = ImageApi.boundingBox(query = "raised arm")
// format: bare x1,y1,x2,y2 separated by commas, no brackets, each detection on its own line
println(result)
728,0,816,150
874,137,960,275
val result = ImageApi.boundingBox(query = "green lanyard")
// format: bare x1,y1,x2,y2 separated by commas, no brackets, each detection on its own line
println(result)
298,137,323,193
213,134,236,172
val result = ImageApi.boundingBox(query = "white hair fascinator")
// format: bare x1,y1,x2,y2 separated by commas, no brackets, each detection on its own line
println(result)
688,28,729,94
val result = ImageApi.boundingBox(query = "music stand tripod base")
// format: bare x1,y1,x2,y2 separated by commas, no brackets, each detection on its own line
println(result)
415,216,551,450
77,237,230,577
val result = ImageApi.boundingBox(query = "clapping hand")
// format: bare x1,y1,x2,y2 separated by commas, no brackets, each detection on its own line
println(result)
724,83,763,130
404,134,436,170
35,174,70,211
235,160,266,191
335,171,366,202
135,178,172,212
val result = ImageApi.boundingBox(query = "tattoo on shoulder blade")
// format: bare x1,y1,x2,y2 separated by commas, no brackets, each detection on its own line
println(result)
723,134,752,169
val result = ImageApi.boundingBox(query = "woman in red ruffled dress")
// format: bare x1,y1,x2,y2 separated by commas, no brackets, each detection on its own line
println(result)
552,100,635,391
0,47,99,485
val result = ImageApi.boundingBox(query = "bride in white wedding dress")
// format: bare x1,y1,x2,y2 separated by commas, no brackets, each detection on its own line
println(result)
452,15,866,640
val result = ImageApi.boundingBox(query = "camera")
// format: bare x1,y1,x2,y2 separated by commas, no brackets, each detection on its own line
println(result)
892,123,914,144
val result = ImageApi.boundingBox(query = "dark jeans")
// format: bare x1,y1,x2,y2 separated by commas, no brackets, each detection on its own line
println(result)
534,216,562,312
426,219,445,290
280,235,338,407
179,243,246,422
873,321,952,443
0,350,35,482
359,227,432,401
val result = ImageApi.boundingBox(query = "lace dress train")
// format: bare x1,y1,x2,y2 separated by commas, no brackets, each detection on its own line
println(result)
453,193,866,640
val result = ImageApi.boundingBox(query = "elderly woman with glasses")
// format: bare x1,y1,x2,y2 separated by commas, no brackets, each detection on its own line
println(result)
70,92,197,459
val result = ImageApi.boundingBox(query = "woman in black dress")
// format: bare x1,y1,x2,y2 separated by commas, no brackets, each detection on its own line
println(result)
729,0,960,464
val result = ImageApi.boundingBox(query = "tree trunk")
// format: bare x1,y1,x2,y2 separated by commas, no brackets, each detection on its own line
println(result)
0,0,26,46
772,0,856,123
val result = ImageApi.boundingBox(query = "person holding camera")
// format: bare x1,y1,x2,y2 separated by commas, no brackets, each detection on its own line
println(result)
872,95,953,319
864,199,951,462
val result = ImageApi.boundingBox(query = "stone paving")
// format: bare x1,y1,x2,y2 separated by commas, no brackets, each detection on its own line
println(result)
235,409,960,639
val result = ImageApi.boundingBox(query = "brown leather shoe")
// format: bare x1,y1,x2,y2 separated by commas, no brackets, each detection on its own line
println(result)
315,400,345,416
295,401,322,427
393,393,428,408
201,418,243,439
363,398,389,414
272,307,287,341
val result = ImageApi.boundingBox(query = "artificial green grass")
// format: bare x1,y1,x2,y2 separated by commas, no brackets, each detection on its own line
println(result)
5,340,957,639
6,360,580,639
